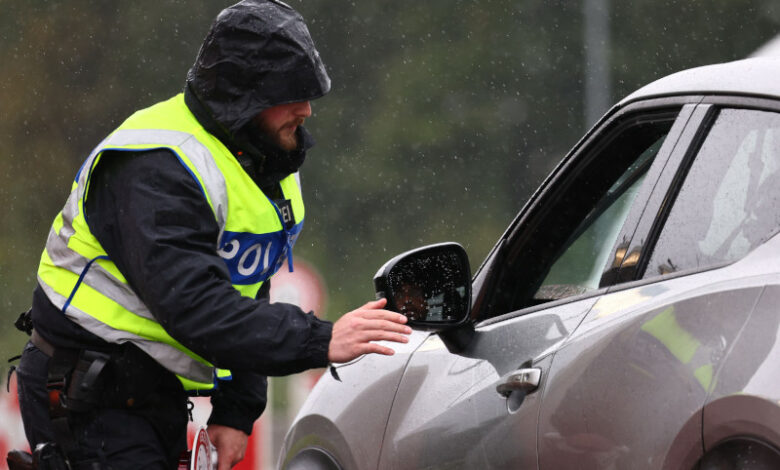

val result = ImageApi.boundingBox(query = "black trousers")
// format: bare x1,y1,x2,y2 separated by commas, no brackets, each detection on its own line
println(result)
16,341,189,470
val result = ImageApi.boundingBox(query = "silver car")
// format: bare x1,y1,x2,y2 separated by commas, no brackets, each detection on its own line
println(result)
279,58,780,470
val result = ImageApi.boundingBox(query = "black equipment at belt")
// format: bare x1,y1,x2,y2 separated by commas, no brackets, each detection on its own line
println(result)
7,310,111,470
9,308,187,470
31,330,110,454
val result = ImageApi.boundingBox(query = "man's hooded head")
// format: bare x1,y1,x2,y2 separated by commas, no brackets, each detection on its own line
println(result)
186,0,331,135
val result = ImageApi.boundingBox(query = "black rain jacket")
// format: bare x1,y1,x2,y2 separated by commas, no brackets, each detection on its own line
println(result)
30,0,333,435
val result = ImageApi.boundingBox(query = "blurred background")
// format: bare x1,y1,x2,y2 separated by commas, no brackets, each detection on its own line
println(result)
1,0,779,467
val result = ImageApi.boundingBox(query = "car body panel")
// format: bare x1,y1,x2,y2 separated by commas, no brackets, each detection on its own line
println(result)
538,270,768,468
703,273,780,453
279,330,431,470
620,58,780,106
534,234,780,469
377,297,599,469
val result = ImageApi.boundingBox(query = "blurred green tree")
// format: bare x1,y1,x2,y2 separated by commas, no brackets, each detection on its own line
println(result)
1,0,777,378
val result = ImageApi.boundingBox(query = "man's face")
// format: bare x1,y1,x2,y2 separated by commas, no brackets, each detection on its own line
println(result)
253,101,312,152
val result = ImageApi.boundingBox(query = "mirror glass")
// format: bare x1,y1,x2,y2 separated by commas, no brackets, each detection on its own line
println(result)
375,243,471,326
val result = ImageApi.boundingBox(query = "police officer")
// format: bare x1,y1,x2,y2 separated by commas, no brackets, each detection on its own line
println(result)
13,1,411,469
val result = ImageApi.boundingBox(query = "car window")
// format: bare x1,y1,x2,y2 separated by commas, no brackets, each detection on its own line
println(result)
644,108,780,278
486,111,679,315
535,137,660,300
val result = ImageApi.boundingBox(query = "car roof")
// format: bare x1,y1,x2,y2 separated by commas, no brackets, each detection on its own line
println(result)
619,57,780,105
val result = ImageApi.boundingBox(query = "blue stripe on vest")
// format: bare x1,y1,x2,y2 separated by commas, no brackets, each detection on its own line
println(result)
217,222,303,285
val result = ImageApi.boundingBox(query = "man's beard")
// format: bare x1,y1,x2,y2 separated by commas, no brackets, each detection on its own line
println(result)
257,117,304,152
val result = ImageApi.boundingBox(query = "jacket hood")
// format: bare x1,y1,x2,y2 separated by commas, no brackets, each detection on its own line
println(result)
186,0,331,134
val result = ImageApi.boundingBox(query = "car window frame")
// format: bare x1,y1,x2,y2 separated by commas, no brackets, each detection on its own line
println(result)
608,95,780,293
471,97,703,325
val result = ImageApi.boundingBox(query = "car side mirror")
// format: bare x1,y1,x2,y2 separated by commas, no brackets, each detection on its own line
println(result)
374,242,472,330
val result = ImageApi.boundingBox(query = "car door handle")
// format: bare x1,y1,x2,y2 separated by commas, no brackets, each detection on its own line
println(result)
496,368,542,397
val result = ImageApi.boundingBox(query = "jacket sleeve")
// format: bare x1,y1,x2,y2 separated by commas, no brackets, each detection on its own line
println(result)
207,369,267,434
84,149,333,375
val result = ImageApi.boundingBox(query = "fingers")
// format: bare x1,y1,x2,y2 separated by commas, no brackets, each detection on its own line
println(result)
328,300,415,363
356,342,397,356
207,424,248,470
351,307,409,324
361,297,388,310
354,328,411,344
328,339,398,363
343,316,412,338
354,317,411,333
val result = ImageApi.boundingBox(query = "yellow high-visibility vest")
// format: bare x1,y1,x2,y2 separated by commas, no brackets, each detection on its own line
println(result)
38,93,305,392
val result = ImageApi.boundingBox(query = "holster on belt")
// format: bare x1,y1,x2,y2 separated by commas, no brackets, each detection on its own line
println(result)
31,330,110,454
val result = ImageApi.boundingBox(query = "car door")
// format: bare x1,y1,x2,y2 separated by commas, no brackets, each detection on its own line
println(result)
375,101,701,469
537,102,780,469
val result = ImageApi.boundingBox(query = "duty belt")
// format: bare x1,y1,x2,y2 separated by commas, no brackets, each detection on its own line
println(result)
30,330,56,357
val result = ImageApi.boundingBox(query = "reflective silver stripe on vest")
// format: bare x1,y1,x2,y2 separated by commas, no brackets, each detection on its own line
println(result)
38,274,214,384
58,190,81,243
44,227,154,319
101,129,228,230
58,136,111,243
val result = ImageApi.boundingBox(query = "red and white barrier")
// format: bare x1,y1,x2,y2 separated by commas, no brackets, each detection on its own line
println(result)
186,397,272,470
0,373,30,470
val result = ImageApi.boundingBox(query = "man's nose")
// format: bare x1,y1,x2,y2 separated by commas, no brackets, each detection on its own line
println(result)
293,101,312,118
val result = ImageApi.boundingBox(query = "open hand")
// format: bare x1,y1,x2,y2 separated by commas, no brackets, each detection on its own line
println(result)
328,298,412,363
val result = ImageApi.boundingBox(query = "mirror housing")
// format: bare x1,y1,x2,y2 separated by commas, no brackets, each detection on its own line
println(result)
374,242,472,330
